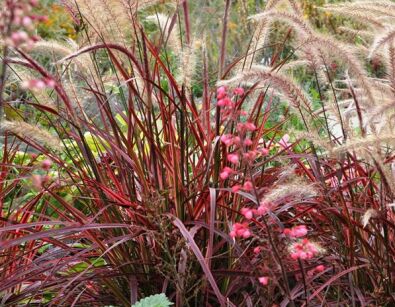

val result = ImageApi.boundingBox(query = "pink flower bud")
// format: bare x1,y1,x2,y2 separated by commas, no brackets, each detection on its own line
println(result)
217,86,227,99
41,159,52,170
234,87,244,96
256,205,267,215
242,230,251,238
245,122,256,131
260,148,269,156
241,208,253,219
315,265,325,272
258,276,269,286
31,174,43,190
242,180,253,191
220,167,233,180
227,153,239,164
253,246,261,254
22,16,32,27
220,134,233,146
35,80,46,90
231,185,241,193
45,78,56,88
244,138,253,146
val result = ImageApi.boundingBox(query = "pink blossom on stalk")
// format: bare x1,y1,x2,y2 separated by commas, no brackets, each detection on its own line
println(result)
22,16,33,28
241,207,253,220
289,239,320,260
233,87,244,96
41,159,52,170
227,153,239,164
217,97,232,107
258,276,269,286
220,167,233,180
253,246,261,254
242,180,253,191
217,86,227,99
243,150,257,162
230,223,250,239
244,122,256,131
260,147,269,156
283,225,308,238
315,265,325,272
10,31,29,45
231,185,241,193
256,205,267,215
44,78,56,88
220,134,233,146
232,136,241,145
22,79,53,90
244,138,253,146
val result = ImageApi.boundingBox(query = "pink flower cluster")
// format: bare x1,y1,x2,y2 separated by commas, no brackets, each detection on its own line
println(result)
240,201,270,220
289,238,320,260
229,223,251,239
283,225,308,238
21,78,56,91
1,0,47,48
22,78,55,90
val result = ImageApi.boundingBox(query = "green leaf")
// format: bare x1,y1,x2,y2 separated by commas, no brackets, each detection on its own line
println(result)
132,294,173,307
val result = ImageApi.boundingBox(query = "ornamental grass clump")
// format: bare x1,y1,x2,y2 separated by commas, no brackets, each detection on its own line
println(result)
0,0,395,306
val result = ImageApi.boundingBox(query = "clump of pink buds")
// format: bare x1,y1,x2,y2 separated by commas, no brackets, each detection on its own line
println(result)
230,223,251,239
283,225,308,238
21,78,55,90
1,0,46,49
289,238,320,260
233,87,245,96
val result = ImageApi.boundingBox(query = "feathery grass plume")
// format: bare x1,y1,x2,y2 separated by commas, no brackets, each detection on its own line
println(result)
1,120,62,150
300,35,377,107
249,10,312,38
67,0,174,43
33,39,99,82
293,131,333,152
389,43,395,90
338,27,374,44
368,27,395,58
321,7,385,29
262,164,319,207
279,60,310,72
241,0,306,71
262,179,319,204
68,0,130,43
8,65,57,109
324,1,395,19
330,134,395,155
178,39,199,90
145,12,198,90
218,65,312,111
145,13,181,53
